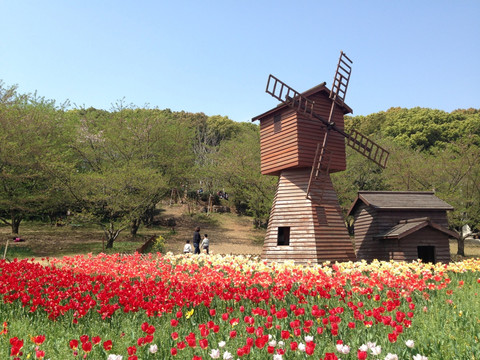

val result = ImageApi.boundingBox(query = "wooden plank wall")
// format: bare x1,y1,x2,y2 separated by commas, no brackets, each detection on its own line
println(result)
384,227,450,263
353,204,388,261
259,109,299,175
375,210,449,234
353,206,451,263
296,93,346,172
258,92,346,176
262,168,356,264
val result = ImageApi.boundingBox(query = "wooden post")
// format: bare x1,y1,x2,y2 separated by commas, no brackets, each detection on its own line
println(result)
3,239,9,260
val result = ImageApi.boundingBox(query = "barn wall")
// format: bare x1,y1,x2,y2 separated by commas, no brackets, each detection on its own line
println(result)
262,168,356,264
384,227,451,263
353,205,452,262
353,204,389,261
376,210,449,233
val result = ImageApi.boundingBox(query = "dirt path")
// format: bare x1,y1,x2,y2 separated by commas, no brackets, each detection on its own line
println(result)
161,204,264,255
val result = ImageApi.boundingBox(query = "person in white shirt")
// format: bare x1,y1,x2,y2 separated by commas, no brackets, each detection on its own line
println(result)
183,239,192,254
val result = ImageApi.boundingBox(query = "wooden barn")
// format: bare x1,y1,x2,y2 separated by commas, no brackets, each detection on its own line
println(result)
347,191,459,263
252,82,356,264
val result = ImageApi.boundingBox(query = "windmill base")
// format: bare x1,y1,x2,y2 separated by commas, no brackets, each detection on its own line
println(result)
262,168,356,264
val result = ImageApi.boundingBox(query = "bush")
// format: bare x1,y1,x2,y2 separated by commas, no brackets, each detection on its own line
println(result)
151,235,165,253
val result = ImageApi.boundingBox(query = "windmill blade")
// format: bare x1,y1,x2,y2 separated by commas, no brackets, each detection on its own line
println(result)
265,74,389,169
330,51,352,107
346,129,389,168
306,132,333,200
266,75,328,125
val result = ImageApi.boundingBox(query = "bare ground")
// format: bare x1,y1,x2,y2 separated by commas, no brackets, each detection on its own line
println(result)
161,204,264,255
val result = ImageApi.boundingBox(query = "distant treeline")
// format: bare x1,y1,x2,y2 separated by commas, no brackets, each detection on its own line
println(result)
0,81,276,247
1,80,479,252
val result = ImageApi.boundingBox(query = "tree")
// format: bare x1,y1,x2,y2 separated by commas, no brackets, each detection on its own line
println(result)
72,164,167,248
428,141,480,256
332,145,389,215
67,106,170,246
0,83,72,234
210,124,276,227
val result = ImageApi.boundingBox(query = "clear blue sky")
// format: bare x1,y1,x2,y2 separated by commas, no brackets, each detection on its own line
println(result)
1,1,479,122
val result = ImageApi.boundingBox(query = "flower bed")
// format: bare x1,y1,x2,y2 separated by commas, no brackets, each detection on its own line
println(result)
0,253,479,359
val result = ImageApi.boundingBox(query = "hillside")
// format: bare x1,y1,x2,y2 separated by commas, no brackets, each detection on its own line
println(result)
159,204,264,255
0,203,264,259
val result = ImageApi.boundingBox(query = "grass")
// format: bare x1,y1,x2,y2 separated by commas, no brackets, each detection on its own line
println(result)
0,244,34,259
1,214,478,262
0,221,165,259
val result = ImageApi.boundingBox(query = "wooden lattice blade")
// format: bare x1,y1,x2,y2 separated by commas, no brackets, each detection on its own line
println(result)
346,129,389,168
330,51,352,106
306,141,332,200
265,74,389,170
266,75,319,122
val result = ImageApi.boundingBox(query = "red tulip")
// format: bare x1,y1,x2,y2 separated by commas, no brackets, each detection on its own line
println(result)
81,341,92,353
103,340,113,351
69,339,78,350
32,335,45,345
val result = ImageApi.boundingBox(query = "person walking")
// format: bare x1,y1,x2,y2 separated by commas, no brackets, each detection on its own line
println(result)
193,226,201,254
201,234,210,254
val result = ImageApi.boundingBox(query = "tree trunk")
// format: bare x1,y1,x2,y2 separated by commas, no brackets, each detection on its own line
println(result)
11,212,23,235
103,222,125,249
106,237,115,249
457,233,466,257
130,219,141,236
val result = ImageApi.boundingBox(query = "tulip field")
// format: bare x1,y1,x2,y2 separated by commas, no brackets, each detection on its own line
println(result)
0,253,479,360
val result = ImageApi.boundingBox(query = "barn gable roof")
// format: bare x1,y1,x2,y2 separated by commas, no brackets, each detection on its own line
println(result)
347,191,454,217
251,82,353,122
374,217,459,240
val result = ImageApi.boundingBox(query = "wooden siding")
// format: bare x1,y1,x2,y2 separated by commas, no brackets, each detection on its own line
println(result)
296,92,346,170
375,210,449,234
258,91,346,176
353,204,388,261
262,168,356,264
259,109,299,175
384,227,450,263
353,203,452,263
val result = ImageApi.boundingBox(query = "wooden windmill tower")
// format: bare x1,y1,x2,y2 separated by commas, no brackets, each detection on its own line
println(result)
252,51,389,264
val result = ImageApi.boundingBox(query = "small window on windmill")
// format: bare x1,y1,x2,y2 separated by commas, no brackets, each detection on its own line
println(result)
273,114,282,133
277,227,290,246
316,206,328,225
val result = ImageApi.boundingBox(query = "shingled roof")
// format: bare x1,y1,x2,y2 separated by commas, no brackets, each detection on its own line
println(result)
374,217,459,240
347,191,454,217
251,82,353,122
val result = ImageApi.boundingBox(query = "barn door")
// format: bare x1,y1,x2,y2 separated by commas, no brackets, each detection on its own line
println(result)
417,246,436,263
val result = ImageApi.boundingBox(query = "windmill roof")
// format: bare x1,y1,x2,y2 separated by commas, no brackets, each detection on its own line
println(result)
251,81,353,122
347,191,454,217
374,217,459,240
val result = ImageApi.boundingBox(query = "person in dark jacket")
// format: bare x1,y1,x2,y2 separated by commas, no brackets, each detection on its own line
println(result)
193,226,201,254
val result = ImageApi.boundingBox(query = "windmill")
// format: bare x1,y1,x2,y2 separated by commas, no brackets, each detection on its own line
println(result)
252,51,389,264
